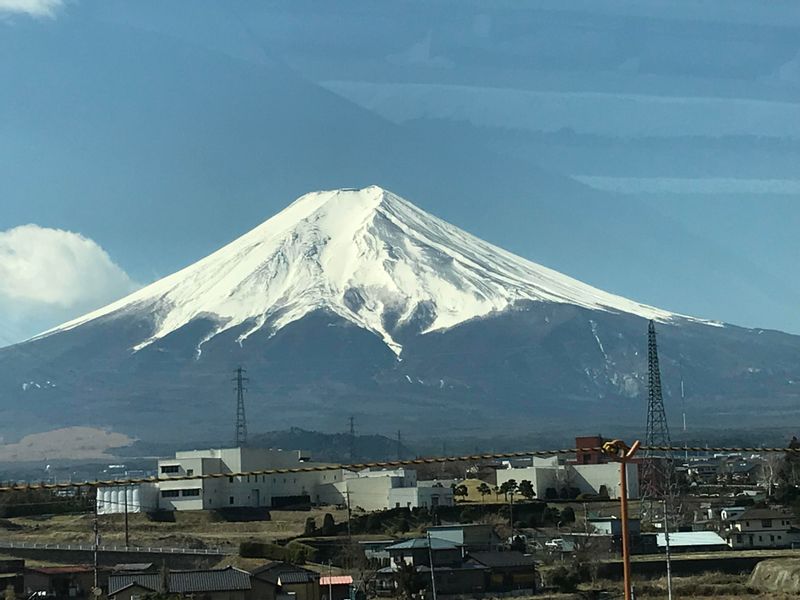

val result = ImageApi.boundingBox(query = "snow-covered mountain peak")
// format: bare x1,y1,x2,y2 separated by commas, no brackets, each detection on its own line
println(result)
41,186,701,354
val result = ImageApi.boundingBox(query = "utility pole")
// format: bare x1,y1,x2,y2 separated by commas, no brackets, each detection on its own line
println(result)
348,416,355,462
123,486,129,548
233,367,248,447
92,487,99,592
396,430,402,461
426,531,438,600
327,561,333,600
601,439,640,600
509,489,514,537
345,485,352,541
662,499,673,600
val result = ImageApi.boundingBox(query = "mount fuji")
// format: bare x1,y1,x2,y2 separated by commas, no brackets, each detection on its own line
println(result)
2,187,799,443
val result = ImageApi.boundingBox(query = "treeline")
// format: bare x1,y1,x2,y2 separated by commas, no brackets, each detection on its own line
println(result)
0,488,91,518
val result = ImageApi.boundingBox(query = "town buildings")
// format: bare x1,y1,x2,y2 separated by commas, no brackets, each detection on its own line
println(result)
98,447,451,514
375,534,535,596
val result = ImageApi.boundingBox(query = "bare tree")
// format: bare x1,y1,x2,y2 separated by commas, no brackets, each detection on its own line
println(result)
760,454,784,497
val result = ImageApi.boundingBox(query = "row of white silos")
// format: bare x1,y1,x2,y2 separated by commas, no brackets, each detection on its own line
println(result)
95,484,158,515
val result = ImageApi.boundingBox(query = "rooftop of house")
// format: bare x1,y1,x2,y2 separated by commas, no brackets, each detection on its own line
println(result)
386,537,460,551
108,567,251,596
428,523,492,531
656,532,727,548
319,575,353,586
277,571,317,584
29,566,94,575
252,562,318,585
467,551,535,569
731,508,793,521
112,563,155,572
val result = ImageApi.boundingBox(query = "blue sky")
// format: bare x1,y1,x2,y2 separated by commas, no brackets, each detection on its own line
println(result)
1,0,799,344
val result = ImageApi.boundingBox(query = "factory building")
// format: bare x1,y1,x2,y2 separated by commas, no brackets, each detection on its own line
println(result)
495,456,638,500
97,448,450,514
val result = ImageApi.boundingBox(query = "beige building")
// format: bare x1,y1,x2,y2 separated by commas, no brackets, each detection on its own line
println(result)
317,468,454,512
495,456,638,499
727,508,799,549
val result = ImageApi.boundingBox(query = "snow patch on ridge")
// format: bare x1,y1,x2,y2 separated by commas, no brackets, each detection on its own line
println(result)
36,186,711,354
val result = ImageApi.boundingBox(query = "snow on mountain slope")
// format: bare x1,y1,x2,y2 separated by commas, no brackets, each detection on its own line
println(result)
39,186,706,354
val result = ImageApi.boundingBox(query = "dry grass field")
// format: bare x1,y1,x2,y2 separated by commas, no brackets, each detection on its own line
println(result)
2,507,349,549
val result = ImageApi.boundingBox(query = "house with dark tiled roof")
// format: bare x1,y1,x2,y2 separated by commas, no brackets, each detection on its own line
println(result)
467,551,536,592
108,566,258,600
376,536,537,596
26,565,97,600
251,562,319,600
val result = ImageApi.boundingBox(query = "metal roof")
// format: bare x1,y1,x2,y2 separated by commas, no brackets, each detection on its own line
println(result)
386,537,460,551
109,567,251,596
468,551,535,568
112,563,154,572
656,532,726,548
320,576,353,585
277,571,316,584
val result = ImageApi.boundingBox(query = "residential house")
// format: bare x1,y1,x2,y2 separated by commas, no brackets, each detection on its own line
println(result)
727,508,799,549
386,537,463,569
376,537,485,596
358,540,395,568
377,538,536,596
0,560,24,596
686,461,719,484
588,516,641,538
251,562,320,600
720,507,748,522
108,567,256,600
319,575,353,600
26,566,97,600
427,524,501,552
467,551,536,593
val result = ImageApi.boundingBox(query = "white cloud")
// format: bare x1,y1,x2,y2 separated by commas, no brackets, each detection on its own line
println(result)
0,224,138,345
0,0,63,18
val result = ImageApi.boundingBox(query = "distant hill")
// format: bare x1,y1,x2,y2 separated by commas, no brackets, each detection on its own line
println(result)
248,427,411,463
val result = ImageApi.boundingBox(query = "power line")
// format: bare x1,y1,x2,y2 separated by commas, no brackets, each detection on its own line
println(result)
0,445,796,493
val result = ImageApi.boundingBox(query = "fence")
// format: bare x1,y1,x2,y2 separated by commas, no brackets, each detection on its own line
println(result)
0,540,229,555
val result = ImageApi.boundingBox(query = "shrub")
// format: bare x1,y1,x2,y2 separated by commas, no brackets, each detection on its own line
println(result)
239,541,288,560
549,564,580,592
303,517,316,536
320,513,336,536
287,541,317,564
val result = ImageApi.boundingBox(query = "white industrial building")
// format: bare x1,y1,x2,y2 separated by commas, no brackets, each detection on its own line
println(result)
495,456,639,499
319,468,454,512
96,484,159,515
97,448,451,514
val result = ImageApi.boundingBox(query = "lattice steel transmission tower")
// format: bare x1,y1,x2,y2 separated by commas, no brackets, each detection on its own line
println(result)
640,320,676,523
234,367,248,447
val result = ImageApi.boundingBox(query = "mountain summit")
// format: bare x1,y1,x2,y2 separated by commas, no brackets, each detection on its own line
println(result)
46,186,690,355
3,186,798,444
